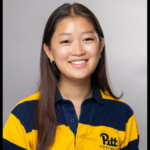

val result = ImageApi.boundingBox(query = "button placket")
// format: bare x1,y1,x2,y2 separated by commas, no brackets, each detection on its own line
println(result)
62,100,78,136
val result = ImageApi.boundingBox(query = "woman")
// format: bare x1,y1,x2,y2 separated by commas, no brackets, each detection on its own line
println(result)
3,3,139,150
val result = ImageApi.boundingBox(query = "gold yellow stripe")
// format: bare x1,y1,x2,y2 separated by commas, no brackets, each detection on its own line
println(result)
3,113,30,149
11,92,40,111
26,130,37,150
75,123,125,150
50,125,75,150
26,124,75,150
120,114,139,149
100,90,126,104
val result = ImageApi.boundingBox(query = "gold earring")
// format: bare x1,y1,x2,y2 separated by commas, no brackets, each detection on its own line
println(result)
99,54,101,59
50,59,55,65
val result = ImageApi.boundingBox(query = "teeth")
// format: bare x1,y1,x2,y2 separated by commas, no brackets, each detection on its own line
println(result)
71,60,86,64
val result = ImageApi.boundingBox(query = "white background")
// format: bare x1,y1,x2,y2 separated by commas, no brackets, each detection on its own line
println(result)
3,0,147,149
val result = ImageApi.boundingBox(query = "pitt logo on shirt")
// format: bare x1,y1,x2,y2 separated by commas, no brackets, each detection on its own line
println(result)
100,133,118,147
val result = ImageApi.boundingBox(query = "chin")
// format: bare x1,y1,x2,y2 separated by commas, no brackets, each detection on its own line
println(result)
70,74,91,80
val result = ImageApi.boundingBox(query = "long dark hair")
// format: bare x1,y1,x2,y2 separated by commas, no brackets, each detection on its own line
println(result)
35,3,123,150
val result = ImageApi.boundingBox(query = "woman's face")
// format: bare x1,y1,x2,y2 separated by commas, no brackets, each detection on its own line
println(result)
44,16,104,81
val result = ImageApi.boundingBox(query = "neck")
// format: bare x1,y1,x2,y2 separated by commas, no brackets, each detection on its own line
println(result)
57,76,92,104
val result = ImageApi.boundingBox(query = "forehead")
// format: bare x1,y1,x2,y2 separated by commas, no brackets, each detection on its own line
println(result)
53,16,96,35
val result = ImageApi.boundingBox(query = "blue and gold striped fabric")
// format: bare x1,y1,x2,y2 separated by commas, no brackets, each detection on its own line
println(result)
3,84,139,150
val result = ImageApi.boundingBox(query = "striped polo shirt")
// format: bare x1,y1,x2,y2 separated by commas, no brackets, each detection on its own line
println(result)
3,83,139,150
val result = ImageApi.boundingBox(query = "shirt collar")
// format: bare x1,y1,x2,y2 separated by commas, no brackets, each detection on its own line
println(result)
55,82,104,105
91,82,104,105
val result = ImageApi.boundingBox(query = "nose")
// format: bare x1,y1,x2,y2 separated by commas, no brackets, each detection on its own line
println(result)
71,40,86,56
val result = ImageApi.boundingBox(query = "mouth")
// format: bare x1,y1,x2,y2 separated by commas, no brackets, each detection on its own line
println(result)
68,59,88,67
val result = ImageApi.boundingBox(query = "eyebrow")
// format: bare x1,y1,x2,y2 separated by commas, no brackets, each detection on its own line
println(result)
58,31,95,36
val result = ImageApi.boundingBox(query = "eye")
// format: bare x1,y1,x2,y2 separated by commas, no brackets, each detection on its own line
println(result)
84,38,94,41
60,40,70,44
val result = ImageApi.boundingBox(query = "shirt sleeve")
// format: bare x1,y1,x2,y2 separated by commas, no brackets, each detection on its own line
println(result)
120,113,139,150
3,112,30,150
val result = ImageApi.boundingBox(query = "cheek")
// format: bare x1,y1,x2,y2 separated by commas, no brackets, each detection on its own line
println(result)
53,47,69,60
84,44,99,56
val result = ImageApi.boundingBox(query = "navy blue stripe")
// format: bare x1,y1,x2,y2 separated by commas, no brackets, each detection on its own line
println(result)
120,136,139,150
79,99,133,131
3,139,26,150
11,99,69,133
11,100,37,133
55,101,68,126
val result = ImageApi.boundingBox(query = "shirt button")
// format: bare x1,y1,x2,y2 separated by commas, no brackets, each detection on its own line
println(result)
71,119,75,123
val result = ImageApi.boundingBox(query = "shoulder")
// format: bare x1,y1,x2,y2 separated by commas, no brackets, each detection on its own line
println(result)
100,90,131,108
9,92,40,133
10,92,39,128
100,90,126,104
4,92,40,137
12,92,40,110
100,90,134,122
11,92,40,115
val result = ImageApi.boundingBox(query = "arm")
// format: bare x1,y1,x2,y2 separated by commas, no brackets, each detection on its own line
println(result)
3,112,29,150
120,113,139,150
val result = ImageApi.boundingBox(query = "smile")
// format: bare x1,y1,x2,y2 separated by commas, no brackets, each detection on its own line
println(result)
70,60,86,64
69,59,88,67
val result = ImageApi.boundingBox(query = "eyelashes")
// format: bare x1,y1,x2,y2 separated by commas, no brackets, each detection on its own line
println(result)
84,38,94,41
60,38,94,44
60,40,70,44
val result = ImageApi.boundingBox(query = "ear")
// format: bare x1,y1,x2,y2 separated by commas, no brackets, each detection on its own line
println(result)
99,38,105,54
43,43,54,61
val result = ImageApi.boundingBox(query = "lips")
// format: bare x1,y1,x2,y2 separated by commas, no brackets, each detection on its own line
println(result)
68,59,88,67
